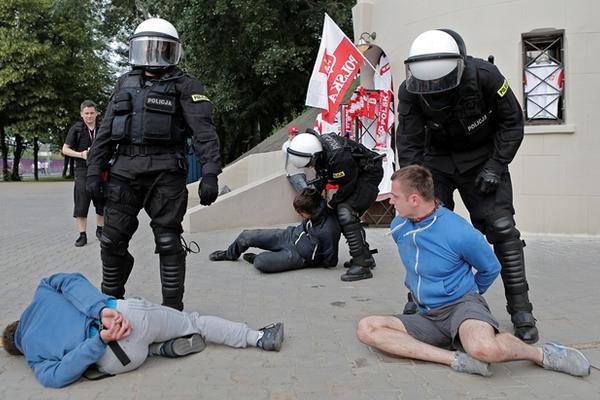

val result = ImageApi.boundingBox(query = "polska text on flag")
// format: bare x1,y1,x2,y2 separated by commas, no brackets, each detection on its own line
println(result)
305,14,364,124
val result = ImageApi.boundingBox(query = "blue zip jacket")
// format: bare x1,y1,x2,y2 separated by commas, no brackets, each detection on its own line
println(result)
15,273,113,388
390,207,500,311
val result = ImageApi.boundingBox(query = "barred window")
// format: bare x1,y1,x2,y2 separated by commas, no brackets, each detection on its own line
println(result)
521,29,565,124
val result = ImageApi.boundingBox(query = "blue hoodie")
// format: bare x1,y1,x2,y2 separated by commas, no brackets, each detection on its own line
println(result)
15,273,114,388
390,207,500,312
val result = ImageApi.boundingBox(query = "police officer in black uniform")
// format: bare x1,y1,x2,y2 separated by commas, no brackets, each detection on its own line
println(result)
287,130,383,282
396,29,538,343
86,18,221,311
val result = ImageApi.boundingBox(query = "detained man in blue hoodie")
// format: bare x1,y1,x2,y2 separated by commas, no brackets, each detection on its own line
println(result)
356,165,590,377
2,273,283,388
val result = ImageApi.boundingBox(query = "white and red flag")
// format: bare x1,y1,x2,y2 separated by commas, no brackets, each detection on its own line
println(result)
306,14,364,123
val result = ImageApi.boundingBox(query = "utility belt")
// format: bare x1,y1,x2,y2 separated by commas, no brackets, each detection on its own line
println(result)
117,144,184,156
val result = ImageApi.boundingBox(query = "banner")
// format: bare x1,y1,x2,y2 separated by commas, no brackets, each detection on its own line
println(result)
376,89,393,145
306,14,364,123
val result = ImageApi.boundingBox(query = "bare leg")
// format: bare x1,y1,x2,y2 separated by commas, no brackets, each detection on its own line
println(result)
96,214,104,228
458,319,543,365
76,217,87,233
357,316,455,366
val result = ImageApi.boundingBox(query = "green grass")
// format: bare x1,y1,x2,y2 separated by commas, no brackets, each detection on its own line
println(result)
0,176,72,183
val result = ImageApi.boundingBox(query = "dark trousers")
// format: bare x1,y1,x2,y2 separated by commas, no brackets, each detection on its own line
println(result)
431,167,514,226
100,169,188,308
227,229,306,273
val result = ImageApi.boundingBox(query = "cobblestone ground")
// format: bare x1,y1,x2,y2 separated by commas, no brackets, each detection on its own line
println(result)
0,182,598,399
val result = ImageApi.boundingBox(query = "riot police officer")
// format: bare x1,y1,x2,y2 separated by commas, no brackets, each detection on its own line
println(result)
287,130,383,281
396,29,538,343
86,18,221,311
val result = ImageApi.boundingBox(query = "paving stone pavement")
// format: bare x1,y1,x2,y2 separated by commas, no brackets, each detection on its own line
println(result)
0,181,599,399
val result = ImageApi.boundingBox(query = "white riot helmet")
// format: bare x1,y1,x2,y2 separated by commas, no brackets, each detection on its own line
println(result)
286,133,323,168
129,18,183,70
404,29,466,94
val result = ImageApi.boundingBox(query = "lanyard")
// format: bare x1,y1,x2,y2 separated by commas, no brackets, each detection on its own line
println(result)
88,127,96,142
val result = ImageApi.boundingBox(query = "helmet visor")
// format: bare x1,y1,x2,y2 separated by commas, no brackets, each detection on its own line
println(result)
405,58,464,94
129,37,182,67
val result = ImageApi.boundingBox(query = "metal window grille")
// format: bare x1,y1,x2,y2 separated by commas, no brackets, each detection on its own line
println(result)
521,30,565,124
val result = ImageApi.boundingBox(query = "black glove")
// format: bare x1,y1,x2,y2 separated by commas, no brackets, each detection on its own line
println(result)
475,162,504,194
199,174,219,206
86,174,103,200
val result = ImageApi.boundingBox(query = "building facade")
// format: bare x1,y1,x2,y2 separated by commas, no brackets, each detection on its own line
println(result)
353,0,600,234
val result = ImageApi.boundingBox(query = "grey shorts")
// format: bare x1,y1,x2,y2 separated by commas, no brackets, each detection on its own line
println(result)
395,293,499,351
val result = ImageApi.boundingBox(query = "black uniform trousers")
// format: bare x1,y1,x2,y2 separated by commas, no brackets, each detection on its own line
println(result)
430,166,515,225
101,164,188,309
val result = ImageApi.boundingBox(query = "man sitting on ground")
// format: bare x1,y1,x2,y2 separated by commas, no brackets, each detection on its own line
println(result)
209,187,341,273
2,272,283,388
356,165,590,377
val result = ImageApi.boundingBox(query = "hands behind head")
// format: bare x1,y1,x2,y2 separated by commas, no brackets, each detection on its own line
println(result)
100,308,132,343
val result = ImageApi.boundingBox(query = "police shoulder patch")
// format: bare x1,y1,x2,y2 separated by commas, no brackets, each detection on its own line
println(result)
497,79,509,97
191,94,210,102
332,171,345,179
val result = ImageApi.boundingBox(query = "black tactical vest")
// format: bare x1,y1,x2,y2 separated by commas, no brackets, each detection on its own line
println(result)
110,69,187,145
418,57,495,153
318,134,379,173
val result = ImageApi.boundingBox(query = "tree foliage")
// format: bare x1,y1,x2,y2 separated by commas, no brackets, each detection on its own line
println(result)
0,0,357,178
0,0,114,179
151,0,356,162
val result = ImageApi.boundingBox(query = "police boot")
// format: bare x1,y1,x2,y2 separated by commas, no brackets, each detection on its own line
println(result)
340,240,375,282
508,294,538,344
338,206,375,281
342,260,374,281
403,292,418,315
495,239,539,344
160,251,186,311
101,243,134,299
343,248,377,269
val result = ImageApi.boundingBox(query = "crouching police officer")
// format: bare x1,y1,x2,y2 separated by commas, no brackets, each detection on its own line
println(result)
395,29,538,343
86,18,221,311
287,130,383,282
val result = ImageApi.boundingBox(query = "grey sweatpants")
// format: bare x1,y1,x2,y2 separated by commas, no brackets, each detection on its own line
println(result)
96,298,259,375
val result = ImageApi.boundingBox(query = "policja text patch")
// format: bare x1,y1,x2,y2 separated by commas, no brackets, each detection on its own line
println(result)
333,171,346,179
145,95,176,113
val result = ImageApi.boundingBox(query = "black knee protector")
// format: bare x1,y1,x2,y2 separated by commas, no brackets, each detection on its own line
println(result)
160,252,186,311
485,214,520,244
100,234,134,299
337,204,374,266
336,204,360,227
155,232,183,255
495,239,529,294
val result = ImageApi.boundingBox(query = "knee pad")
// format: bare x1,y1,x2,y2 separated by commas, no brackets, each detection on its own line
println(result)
100,227,129,255
336,204,360,227
101,251,134,299
155,232,183,255
485,214,520,244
